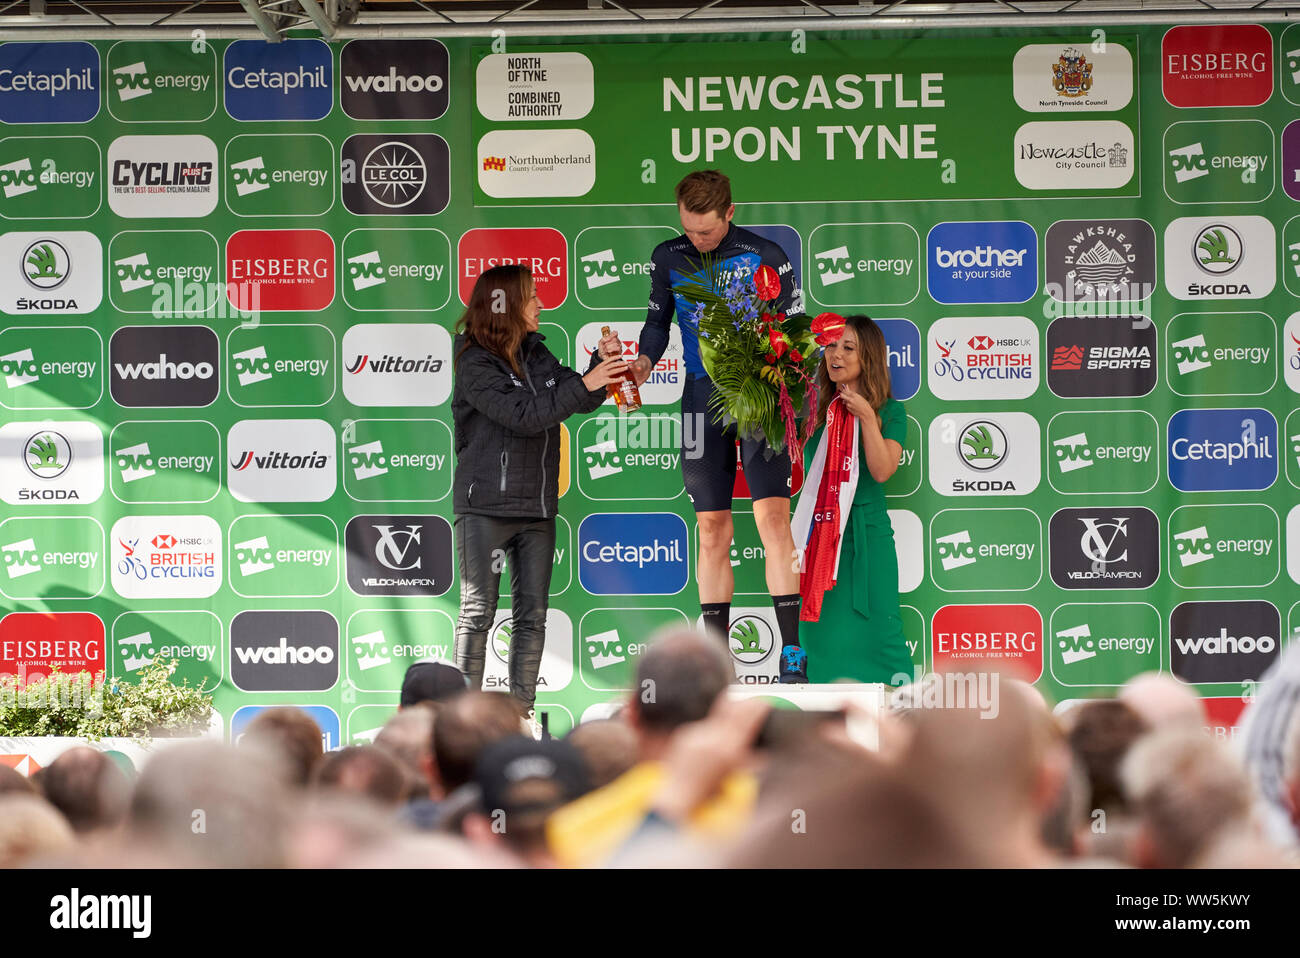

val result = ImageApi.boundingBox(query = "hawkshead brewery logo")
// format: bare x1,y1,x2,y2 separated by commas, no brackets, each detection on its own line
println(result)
1044,218,1156,305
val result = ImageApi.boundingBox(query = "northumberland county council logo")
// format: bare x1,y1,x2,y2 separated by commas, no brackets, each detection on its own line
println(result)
728,615,774,665
1053,47,1093,97
959,421,1006,471
482,155,505,172
24,430,70,480
22,240,68,290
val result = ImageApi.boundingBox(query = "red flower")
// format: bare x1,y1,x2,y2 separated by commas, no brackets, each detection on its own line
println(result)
812,312,845,346
754,265,781,301
768,328,788,359
765,353,777,364
790,349,803,363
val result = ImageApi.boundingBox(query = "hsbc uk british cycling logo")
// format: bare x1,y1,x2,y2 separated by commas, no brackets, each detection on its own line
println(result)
345,514,452,596
1049,506,1159,589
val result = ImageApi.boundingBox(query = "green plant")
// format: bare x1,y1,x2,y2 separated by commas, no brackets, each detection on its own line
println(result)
0,659,213,743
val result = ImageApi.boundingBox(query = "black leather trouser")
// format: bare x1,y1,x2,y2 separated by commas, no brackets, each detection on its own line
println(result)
453,514,555,714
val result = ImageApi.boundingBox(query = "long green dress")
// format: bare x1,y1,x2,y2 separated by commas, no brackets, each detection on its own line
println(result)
797,397,912,685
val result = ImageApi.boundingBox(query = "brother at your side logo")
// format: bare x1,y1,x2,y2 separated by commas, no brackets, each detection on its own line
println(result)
578,513,689,595
1168,408,1277,492
926,221,1038,305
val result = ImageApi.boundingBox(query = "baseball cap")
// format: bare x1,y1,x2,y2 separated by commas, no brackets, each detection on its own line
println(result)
473,736,590,817
399,661,467,707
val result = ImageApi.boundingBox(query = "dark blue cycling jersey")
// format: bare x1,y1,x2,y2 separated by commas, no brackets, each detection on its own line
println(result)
638,223,800,377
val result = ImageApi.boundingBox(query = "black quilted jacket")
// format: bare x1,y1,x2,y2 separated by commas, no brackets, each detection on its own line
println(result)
452,332,605,518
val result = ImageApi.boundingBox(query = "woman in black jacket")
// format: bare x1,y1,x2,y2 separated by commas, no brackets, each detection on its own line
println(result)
452,264,627,726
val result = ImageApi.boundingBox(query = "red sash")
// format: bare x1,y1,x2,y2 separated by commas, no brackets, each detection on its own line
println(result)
800,396,855,622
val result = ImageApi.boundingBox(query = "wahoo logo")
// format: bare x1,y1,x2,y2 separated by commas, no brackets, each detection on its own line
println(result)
118,631,153,670
1053,432,1093,474
1173,525,1214,567
586,628,627,669
0,157,36,199
232,345,272,387
233,637,335,666
114,353,214,382
1056,624,1096,665
936,529,977,571
230,449,329,471
581,249,619,290
348,439,388,481
1,347,39,389
1173,334,1212,375
112,60,151,101
344,67,444,94
814,245,854,286
114,252,153,294
1,538,41,578
344,353,444,375
585,438,622,480
231,156,269,196
351,629,391,671
233,535,275,577
114,442,155,483
347,250,386,291
1169,142,1209,183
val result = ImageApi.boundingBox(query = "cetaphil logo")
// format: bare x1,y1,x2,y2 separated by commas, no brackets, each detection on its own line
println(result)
1049,507,1159,589
341,134,450,216
1044,219,1156,303
107,135,218,218
1046,316,1157,398
1013,120,1135,190
340,323,453,407
0,42,99,124
223,38,331,121
109,325,218,408
344,515,453,596
0,420,103,505
1170,600,1279,685
928,412,1040,496
927,316,1038,401
230,610,339,693
1164,215,1275,300
578,513,689,595
226,418,336,503
926,221,1037,304
1162,24,1272,108
110,514,221,600
459,228,568,307
0,231,102,316
225,229,334,312
1168,408,1277,492
341,39,449,120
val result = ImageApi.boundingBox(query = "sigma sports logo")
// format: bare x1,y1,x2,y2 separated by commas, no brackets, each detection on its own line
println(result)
107,135,218,219
1044,219,1156,302
1168,408,1277,492
927,412,1041,497
341,39,449,120
459,228,568,307
223,38,332,122
931,604,1043,682
1170,601,1280,685
0,419,103,506
225,229,335,313
110,515,220,600
1046,316,1157,398
926,316,1038,401
1049,507,1159,589
1163,216,1275,301
0,231,103,316
578,513,689,595
0,42,99,124
341,134,450,216
1162,25,1272,108
926,221,1037,305
340,323,453,407
226,418,336,503
345,515,453,597
230,610,339,693
109,326,218,408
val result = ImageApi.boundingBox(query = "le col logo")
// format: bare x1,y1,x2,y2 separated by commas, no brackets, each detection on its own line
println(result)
109,325,218,408
341,134,450,216
341,39,450,120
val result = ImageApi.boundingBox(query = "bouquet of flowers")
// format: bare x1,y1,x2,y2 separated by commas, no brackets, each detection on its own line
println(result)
673,259,842,470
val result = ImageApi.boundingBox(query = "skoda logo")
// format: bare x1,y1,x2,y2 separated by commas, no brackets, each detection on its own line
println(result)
958,420,1008,471
728,615,774,665
361,140,427,208
24,430,72,479
22,239,70,290
1193,224,1242,275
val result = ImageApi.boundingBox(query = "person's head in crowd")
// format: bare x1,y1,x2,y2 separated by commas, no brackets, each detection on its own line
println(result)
312,745,407,808
35,747,131,834
566,719,638,789
0,764,36,797
462,736,590,868
1118,672,1204,730
624,628,733,761
400,661,466,709
127,742,288,867
1064,698,1150,814
238,706,325,788
1121,726,1258,869
1040,752,1091,859
284,793,408,869
376,704,439,801
432,691,526,794
1284,705,1300,836
904,677,1068,867
455,264,542,377
0,794,74,867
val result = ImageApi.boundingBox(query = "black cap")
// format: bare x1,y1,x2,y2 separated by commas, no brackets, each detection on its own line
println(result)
399,660,467,707
473,736,590,817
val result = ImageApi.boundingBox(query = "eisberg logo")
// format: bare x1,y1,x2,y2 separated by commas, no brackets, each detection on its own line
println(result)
223,39,332,121
1168,408,1277,492
0,42,99,123
341,39,450,120
927,221,1037,305
578,513,689,595
1162,24,1272,108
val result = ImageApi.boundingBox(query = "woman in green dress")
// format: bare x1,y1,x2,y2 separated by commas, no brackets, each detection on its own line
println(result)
790,314,911,685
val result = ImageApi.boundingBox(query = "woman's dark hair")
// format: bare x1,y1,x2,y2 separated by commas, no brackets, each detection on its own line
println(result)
455,264,533,376
815,314,893,429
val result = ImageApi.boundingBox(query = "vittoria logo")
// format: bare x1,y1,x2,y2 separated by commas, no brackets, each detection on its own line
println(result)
226,418,336,503
340,323,453,407
1049,506,1159,589
1162,24,1272,108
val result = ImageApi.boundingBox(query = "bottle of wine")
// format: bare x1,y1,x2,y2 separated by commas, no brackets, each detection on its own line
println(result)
600,325,642,413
